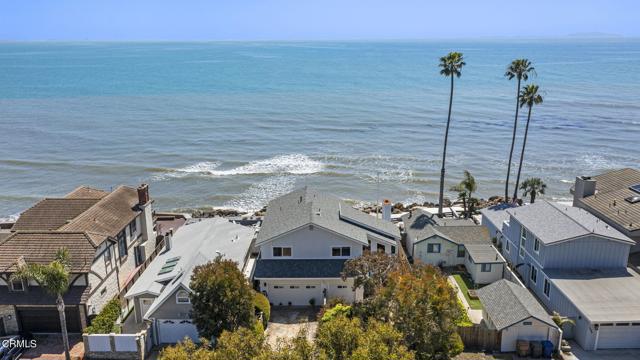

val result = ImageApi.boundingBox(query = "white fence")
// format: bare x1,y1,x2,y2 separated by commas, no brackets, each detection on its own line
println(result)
83,328,150,360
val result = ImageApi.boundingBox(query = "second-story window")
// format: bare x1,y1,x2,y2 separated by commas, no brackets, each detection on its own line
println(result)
273,247,292,257
332,247,351,256
457,245,465,258
543,278,551,298
519,227,526,258
534,238,540,253
11,279,25,292
130,218,138,237
530,266,538,284
117,231,127,257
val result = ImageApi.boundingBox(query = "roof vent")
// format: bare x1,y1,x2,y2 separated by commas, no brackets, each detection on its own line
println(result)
625,195,640,204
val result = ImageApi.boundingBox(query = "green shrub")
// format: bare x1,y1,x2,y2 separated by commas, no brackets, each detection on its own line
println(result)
455,300,473,327
85,298,122,334
320,304,352,323
253,292,270,328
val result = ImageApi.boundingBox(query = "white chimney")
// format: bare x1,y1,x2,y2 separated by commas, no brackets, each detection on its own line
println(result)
382,199,392,222
573,176,597,206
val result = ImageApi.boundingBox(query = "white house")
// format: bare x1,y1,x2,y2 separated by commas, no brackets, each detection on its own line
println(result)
253,187,401,306
124,218,255,344
478,279,561,353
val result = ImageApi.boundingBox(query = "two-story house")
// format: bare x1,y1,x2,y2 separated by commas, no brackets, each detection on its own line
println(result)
0,184,156,335
125,218,255,344
571,168,640,253
483,200,640,350
253,187,401,306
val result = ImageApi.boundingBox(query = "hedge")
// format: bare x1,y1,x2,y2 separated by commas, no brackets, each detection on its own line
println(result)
254,292,270,328
85,298,122,334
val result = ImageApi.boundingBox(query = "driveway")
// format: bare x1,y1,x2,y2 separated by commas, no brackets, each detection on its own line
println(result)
563,341,640,360
21,334,84,360
265,307,319,347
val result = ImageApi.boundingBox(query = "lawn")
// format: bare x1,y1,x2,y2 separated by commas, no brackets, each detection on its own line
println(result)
452,274,483,310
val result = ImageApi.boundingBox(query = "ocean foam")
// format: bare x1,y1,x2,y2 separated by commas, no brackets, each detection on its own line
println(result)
223,175,297,212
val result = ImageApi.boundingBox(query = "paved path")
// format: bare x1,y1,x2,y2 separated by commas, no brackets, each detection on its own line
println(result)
562,341,640,360
448,275,483,324
265,307,318,348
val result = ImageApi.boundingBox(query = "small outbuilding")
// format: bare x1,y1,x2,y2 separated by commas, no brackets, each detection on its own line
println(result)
478,279,561,353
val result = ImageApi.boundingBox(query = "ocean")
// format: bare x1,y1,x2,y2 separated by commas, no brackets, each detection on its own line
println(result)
1,40,639,218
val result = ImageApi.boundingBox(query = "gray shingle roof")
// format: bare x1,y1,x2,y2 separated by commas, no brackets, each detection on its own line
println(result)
477,279,556,331
256,187,400,246
465,244,505,264
480,203,518,230
253,259,346,278
506,200,633,245
402,209,476,242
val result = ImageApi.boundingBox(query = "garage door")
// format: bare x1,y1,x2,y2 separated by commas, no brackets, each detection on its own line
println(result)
597,323,640,349
268,284,322,306
17,306,81,333
157,319,199,344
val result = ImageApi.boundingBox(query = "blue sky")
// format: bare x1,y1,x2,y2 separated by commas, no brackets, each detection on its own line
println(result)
1,0,638,41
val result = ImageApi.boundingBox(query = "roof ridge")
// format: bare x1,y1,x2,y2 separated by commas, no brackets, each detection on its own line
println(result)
547,201,594,235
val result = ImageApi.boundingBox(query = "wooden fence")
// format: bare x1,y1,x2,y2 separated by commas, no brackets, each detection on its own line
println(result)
458,325,500,351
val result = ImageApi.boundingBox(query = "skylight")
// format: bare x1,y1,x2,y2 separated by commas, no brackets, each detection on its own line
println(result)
629,184,640,194
158,256,181,275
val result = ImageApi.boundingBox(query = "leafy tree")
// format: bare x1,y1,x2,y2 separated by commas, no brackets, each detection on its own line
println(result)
12,248,73,360
437,51,466,217
341,251,402,297
261,330,315,360
520,177,547,203
351,320,415,360
85,298,121,334
512,84,544,201
190,256,255,339
320,304,352,323
159,338,213,360
369,265,464,360
254,292,271,328
212,327,267,360
504,59,535,202
316,315,363,360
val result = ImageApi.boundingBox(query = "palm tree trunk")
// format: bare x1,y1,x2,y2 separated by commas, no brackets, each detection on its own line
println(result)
438,75,454,217
461,195,467,218
513,105,532,202
531,192,536,204
505,77,522,202
57,295,71,360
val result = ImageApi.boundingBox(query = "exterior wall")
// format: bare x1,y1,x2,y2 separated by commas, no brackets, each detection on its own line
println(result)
542,236,629,269
147,287,192,320
133,295,158,323
413,236,464,267
481,216,502,241
87,243,121,317
368,236,396,255
465,259,503,285
0,305,18,334
259,226,364,260
498,317,560,352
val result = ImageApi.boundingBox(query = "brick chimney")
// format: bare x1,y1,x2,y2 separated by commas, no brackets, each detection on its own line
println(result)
137,183,150,205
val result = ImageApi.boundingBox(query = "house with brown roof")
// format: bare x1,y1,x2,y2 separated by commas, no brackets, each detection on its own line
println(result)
0,184,156,335
572,168,640,253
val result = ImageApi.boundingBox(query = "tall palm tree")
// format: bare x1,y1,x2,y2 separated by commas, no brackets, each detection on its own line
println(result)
437,52,465,217
504,59,535,202
449,170,477,218
513,84,543,202
520,177,547,203
11,248,72,360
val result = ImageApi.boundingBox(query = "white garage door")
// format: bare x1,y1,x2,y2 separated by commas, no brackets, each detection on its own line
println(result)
157,319,200,344
597,324,640,349
268,283,322,306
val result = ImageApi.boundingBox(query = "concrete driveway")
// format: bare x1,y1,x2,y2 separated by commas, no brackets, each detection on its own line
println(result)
265,307,319,347
21,334,84,360
564,341,640,360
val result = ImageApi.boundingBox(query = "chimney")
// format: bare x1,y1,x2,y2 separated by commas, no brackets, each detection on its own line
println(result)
137,183,150,206
165,228,173,251
382,199,392,222
573,176,596,206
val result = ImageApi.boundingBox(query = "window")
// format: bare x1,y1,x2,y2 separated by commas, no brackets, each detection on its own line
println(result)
377,243,386,253
523,321,533,326
176,290,190,304
130,219,137,236
289,285,300,289
332,247,351,257
457,245,465,258
274,285,284,289
519,227,526,259
534,238,540,253
273,247,292,257
117,231,127,257
104,246,112,262
11,279,24,291
530,266,538,284
427,243,441,253
305,285,316,289
337,285,347,289
505,240,510,252
391,245,396,254
481,264,492,272
543,278,551,298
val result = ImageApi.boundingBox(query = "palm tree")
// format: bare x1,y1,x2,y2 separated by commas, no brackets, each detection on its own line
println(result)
512,84,543,202
437,52,465,217
504,59,535,202
450,170,477,218
520,177,547,203
11,248,72,360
